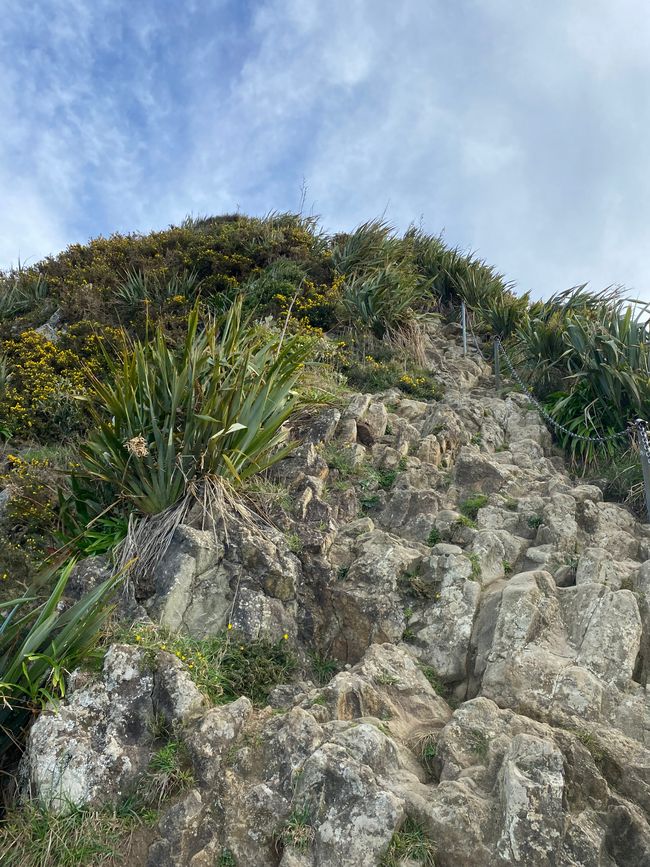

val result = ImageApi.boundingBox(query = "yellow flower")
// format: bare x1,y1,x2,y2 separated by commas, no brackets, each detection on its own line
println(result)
282,633,289,641
227,623,233,630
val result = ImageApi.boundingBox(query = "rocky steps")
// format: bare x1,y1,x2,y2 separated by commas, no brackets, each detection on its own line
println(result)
20,322,650,865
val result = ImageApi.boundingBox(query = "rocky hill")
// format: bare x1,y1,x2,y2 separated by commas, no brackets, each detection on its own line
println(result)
13,319,650,866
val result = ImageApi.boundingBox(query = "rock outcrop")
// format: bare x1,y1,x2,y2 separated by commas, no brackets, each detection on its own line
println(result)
21,320,650,865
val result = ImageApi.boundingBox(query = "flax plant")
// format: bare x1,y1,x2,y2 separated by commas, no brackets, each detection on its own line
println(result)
76,297,313,515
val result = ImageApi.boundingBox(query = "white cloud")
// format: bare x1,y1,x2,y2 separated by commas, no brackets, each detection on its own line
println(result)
2,0,650,301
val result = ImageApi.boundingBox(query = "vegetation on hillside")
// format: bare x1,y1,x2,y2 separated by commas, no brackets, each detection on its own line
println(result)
1,209,649,812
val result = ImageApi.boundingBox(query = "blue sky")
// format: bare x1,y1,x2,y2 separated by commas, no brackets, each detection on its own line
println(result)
2,0,650,299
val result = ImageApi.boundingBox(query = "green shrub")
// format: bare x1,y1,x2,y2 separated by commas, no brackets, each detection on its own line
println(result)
459,494,488,521
344,355,442,400
124,624,296,706
74,298,313,515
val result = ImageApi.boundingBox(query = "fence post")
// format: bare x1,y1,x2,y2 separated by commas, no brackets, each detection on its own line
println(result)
461,302,467,357
636,420,650,522
494,340,501,391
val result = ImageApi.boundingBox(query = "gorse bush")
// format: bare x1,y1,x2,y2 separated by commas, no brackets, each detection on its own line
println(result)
72,297,313,515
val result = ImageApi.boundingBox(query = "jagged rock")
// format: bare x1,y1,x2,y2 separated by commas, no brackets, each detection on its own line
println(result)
153,651,207,726
323,530,422,662
313,643,451,740
480,570,646,738
185,697,252,787
25,320,650,866
22,644,155,810
408,546,481,682
147,522,301,642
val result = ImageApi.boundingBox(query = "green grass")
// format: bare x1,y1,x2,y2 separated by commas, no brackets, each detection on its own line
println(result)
454,514,477,530
426,527,441,547
121,624,296,706
277,805,314,853
285,532,303,554
467,728,489,760
575,729,605,765
145,740,194,806
0,800,157,867
459,494,488,521
310,651,340,685
527,514,543,529
467,553,482,582
217,850,237,867
380,817,436,866
418,665,451,700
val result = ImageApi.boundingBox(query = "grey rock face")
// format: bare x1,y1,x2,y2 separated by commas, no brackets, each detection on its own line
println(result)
22,318,650,865
23,645,155,810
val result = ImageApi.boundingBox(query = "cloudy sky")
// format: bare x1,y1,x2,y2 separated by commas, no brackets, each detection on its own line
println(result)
2,0,650,299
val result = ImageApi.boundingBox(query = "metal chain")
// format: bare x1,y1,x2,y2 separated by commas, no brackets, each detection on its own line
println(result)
635,419,650,458
493,338,631,445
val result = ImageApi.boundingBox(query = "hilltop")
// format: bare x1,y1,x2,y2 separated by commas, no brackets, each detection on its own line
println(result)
1,214,650,865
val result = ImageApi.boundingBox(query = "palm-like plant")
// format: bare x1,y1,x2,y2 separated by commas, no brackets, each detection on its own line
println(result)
75,298,313,515
337,265,431,339
0,560,121,762
331,219,394,277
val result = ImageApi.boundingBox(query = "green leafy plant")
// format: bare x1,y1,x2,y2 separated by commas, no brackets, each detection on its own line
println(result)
75,298,313,516
0,559,122,762
459,494,488,521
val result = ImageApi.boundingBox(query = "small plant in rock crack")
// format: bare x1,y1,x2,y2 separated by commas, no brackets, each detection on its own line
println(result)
276,805,315,853
359,492,381,512
467,728,490,761
419,665,452,699
503,496,518,511
217,849,237,867
454,515,477,530
426,527,441,547
337,564,350,580
412,732,439,776
375,672,400,686
145,740,195,806
321,443,356,476
467,553,482,582
310,650,340,685
503,559,513,575
470,433,483,446
380,817,436,866
285,532,303,554
459,494,488,521
575,730,605,765
527,514,543,530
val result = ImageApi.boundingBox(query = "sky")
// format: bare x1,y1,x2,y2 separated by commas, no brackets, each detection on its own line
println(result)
2,0,650,300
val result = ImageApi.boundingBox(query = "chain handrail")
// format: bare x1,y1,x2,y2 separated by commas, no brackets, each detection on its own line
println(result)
493,337,631,444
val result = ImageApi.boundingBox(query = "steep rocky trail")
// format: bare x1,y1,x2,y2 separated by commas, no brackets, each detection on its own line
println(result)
21,322,650,865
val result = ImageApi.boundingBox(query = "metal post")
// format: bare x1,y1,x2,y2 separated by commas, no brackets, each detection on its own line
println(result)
461,302,467,357
494,340,501,391
636,420,650,522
